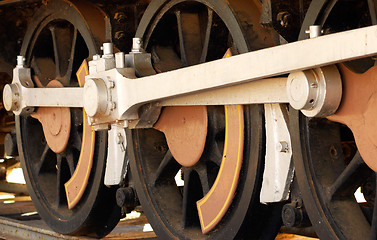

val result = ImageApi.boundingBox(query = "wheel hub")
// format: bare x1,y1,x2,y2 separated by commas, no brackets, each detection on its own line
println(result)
31,80,70,153
328,64,377,171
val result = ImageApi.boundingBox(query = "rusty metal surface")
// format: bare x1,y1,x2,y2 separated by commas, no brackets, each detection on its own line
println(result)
328,64,377,171
154,106,208,167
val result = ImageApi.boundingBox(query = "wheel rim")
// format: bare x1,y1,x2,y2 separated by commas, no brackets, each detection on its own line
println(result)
16,0,120,237
294,1,377,239
129,0,281,239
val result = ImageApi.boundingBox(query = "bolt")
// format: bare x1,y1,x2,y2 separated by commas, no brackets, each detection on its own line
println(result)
114,12,127,23
93,54,101,61
102,42,114,56
17,56,25,68
305,25,323,38
132,38,143,53
114,31,126,41
115,52,125,69
277,141,289,153
117,133,123,143
277,12,291,28
116,133,126,151
330,145,338,158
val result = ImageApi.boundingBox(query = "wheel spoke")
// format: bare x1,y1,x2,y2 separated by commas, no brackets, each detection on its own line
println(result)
196,163,211,195
71,109,83,128
181,167,191,228
181,167,202,228
65,27,78,84
55,154,64,208
200,8,213,63
152,150,180,186
175,10,202,66
176,10,188,66
49,26,73,82
207,144,223,166
71,131,82,151
328,152,373,201
31,57,41,76
36,143,52,175
206,107,225,166
65,151,76,176
151,45,182,72
50,26,62,77
31,57,56,87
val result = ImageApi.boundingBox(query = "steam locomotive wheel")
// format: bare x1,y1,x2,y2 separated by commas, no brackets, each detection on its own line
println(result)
16,0,120,237
128,0,281,239
293,1,377,239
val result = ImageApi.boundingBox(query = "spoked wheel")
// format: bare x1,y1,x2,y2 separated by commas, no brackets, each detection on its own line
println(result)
128,0,281,239
16,0,120,237
293,1,377,239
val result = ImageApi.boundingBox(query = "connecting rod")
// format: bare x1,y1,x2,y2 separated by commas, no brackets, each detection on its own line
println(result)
5,25,377,126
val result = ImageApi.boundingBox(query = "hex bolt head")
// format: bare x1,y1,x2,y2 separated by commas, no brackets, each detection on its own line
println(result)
114,12,126,23
277,12,291,28
114,31,126,40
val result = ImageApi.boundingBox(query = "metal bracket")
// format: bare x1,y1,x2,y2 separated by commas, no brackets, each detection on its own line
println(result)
125,38,156,77
104,124,128,186
260,103,294,203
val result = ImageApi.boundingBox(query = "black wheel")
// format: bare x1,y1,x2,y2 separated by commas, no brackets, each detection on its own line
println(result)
16,0,120,237
293,1,377,239
128,0,281,239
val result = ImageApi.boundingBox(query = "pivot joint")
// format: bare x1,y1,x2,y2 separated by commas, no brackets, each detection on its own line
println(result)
287,65,342,117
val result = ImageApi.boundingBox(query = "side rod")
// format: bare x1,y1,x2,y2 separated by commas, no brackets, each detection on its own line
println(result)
5,25,377,120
